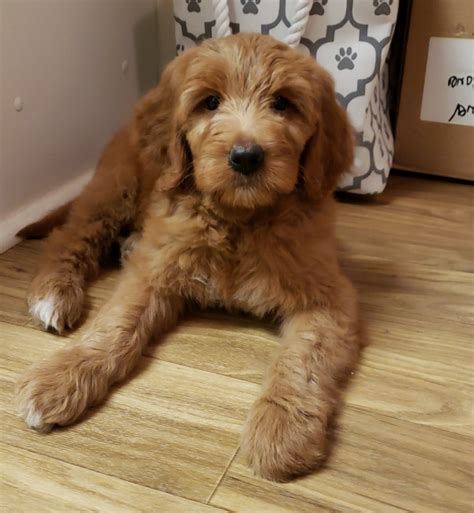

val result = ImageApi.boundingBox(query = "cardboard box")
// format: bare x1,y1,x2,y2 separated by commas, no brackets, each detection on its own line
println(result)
394,0,474,180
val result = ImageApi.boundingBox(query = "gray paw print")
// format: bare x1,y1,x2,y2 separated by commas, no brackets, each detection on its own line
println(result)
241,0,260,15
335,47,358,70
310,0,328,16
373,0,393,16
186,0,201,13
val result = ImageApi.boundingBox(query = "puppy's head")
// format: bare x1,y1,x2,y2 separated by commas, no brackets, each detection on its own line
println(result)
133,34,353,210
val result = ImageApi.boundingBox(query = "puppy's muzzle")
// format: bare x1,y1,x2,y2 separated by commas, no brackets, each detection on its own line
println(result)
229,141,264,175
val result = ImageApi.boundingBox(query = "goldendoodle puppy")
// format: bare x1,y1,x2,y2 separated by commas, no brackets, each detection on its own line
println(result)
16,33,359,482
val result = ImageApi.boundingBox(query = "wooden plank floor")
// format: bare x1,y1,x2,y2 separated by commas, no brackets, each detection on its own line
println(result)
1,174,473,513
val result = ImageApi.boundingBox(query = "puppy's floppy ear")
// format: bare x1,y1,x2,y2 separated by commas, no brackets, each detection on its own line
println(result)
131,50,194,191
302,66,354,199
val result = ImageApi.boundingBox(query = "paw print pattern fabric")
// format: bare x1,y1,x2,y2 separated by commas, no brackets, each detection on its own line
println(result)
173,0,399,194
335,46,358,70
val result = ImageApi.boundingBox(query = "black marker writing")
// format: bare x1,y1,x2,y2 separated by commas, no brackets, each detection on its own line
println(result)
448,103,474,122
448,75,474,88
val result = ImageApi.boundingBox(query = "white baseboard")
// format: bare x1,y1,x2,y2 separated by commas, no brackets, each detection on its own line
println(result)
0,170,94,253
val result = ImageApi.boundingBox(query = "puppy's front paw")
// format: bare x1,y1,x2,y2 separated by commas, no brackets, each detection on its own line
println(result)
28,276,84,333
119,231,141,265
241,396,327,482
16,346,108,432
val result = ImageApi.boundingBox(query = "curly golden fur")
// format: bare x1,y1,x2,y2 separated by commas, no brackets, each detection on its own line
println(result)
16,34,360,481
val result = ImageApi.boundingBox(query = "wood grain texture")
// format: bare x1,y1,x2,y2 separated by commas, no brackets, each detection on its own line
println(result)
1,174,472,512
0,241,40,326
0,322,256,504
211,408,473,513
1,444,226,513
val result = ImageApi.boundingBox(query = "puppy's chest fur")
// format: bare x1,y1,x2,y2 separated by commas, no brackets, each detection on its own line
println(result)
145,194,326,317
183,227,294,316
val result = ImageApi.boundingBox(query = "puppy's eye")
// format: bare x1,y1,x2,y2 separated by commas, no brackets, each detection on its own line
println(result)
272,96,290,112
204,95,220,111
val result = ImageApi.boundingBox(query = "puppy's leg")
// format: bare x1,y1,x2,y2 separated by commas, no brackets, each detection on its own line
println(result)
17,263,182,432
29,130,140,333
241,279,359,482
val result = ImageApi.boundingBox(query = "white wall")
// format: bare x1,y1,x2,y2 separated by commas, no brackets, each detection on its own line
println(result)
0,0,176,252
156,0,176,76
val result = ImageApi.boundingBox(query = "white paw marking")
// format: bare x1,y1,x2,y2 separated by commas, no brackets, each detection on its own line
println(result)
30,296,60,331
25,407,43,429
19,401,48,431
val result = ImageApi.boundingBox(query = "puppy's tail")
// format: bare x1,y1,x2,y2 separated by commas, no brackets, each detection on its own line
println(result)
16,201,73,239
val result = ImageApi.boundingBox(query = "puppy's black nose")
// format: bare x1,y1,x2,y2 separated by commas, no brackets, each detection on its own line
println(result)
229,142,264,175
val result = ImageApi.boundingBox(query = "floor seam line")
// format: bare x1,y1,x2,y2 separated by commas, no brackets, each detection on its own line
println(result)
206,444,240,505
1,441,220,509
